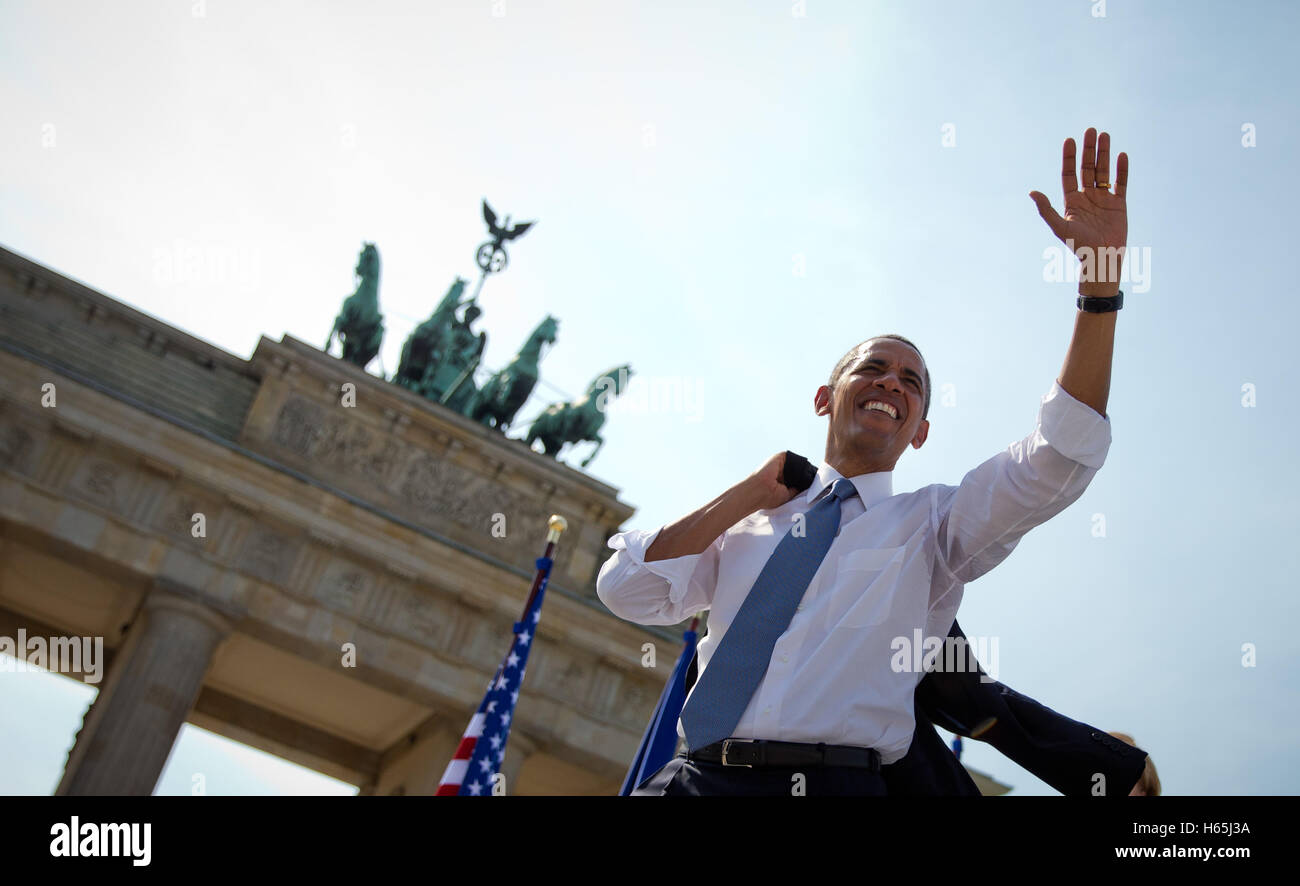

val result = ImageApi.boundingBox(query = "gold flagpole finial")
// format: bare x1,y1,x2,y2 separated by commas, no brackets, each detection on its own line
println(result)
546,515,568,544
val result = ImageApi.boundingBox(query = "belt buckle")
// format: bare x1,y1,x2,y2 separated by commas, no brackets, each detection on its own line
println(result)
720,739,755,767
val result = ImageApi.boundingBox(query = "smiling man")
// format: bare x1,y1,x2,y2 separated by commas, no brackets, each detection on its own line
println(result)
598,127,1129,796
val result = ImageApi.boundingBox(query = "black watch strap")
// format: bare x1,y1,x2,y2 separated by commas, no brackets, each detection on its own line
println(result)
1077,290,1123,313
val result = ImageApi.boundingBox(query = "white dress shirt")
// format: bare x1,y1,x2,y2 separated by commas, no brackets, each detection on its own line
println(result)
596,380,1110,764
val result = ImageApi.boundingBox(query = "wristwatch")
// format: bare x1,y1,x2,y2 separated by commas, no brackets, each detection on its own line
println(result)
1077,290,1123,313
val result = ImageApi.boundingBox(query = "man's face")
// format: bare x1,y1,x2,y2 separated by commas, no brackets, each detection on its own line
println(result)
815,338,929,474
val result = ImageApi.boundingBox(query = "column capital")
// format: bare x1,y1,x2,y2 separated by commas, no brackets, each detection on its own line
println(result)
145,581,236,637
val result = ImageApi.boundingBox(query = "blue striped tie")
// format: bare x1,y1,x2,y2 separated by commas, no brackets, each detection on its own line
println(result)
680,477,859,751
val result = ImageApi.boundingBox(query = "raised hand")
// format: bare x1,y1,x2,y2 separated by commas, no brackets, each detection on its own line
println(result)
1030,127,1129,295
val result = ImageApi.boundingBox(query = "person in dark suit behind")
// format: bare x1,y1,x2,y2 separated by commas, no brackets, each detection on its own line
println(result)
886,619,1150,796
1108,731,1161,796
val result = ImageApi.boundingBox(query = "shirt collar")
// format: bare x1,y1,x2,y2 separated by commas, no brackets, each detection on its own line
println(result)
805,461,893,510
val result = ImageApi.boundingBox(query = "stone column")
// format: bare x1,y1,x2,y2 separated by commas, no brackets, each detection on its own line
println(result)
56,589,232,796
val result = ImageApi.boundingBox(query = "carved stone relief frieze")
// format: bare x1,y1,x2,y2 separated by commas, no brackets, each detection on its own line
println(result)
266,396,602,579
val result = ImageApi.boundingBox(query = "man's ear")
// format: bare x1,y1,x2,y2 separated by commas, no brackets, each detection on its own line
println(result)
814,385,832,416
911,418,930,449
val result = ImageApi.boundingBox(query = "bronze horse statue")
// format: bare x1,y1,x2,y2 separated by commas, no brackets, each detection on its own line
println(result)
325,243,384,369
525,364,633,468
466,315,558,432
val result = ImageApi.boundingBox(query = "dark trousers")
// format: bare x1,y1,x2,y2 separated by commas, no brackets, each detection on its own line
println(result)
630,752,888,796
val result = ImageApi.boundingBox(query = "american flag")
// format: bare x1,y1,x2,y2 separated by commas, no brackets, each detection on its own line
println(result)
435,553,552,796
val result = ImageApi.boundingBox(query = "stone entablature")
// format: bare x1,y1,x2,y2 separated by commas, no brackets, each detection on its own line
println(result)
241,334,632,598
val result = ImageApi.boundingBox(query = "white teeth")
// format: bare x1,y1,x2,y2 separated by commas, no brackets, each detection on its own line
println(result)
862,401,897,419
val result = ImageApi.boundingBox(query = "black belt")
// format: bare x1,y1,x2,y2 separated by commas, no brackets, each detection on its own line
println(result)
689,739,881,772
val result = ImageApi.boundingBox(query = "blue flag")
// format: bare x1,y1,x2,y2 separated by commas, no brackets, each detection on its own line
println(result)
619,621,699,795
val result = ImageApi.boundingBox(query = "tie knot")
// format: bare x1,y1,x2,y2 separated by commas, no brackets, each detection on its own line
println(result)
829,477,857,502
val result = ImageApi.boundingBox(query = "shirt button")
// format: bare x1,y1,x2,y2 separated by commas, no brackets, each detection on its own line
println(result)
781,654,789,662
763,706,771,714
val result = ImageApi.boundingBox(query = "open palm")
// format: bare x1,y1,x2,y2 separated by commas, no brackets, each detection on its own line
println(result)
1030,127,1129,291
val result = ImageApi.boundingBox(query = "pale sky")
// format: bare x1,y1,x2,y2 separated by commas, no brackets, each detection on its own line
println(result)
2,0,1297,795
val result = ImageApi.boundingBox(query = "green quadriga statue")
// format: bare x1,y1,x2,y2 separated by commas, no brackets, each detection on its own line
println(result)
526,364,633,468
325,243,385,370
463,314,558,432
393,277,469,391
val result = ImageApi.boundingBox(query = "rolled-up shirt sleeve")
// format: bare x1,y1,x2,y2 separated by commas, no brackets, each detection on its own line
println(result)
935,380,1111,585
595,526,720,625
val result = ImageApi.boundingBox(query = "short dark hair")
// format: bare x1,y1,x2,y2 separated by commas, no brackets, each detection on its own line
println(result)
828,334,931,421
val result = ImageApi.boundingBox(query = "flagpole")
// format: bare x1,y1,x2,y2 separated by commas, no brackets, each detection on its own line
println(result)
519,515,565,618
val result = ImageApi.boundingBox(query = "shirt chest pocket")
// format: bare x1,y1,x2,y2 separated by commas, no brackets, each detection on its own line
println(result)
824,545,907,629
